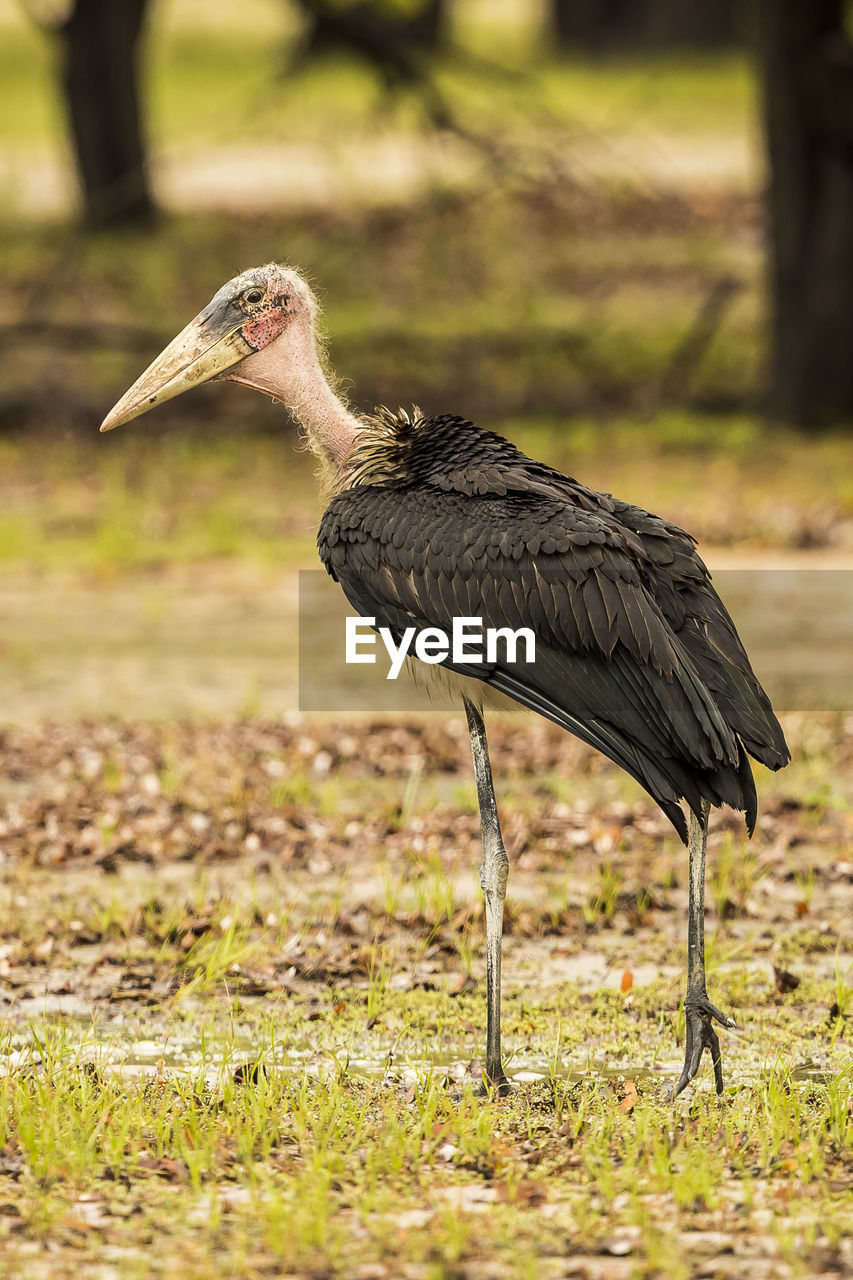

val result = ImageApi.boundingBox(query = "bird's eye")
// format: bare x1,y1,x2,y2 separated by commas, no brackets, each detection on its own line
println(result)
244,288,264,305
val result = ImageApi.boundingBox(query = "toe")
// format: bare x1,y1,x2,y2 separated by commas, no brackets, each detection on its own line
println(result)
689,992,736,1029
686,1029,704,1081
708,1027,725,1094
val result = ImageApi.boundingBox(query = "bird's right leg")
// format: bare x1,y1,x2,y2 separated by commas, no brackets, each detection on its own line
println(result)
463,695,510,1093
672,800,737,1098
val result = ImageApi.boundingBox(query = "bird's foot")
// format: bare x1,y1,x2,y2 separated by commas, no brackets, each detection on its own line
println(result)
669,991,737,1100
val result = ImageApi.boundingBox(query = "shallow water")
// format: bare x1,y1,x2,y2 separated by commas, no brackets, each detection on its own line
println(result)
2,1018,841,1093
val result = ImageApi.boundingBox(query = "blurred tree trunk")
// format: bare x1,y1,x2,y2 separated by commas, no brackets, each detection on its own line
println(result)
551,0,739,53
758,0,853,427
409,0,447,50
57,0,155,228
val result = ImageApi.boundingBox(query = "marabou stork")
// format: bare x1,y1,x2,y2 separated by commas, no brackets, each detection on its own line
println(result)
102,264,790,1096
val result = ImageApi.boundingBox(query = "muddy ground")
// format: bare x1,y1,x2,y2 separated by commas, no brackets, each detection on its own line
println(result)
0,714,850,1278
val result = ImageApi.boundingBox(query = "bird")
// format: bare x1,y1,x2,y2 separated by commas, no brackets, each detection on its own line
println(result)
101,262,790,1097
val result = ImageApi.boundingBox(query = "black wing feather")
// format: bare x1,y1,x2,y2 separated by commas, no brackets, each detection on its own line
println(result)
319,412,788,840
321,494,768,841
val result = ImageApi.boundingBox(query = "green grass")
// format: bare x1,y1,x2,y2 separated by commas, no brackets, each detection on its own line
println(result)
534,53,754,134
0,21,775,454
0,432,319,573
1,413,851,577
1,192,765,417
0,16,60,146
0,716,850,1276
0,9,776,469
0,2,754,152
0,1007,849,1277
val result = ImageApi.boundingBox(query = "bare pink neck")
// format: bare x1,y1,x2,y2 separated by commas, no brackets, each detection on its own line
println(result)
228,316,362,467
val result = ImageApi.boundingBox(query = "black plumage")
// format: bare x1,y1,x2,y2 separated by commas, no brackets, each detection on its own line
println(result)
319,410,789,843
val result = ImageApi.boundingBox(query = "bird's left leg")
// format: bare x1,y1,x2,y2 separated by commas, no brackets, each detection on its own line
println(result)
672,799,737,1098
463,695,510,1093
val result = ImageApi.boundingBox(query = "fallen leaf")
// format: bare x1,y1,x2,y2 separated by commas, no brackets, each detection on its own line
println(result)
620,1079,639,1112
135,1155,182,1180
620,968,633,993
498,1179,547,1205
448,972,477,997
774,966,801,994
62,1216,97,1233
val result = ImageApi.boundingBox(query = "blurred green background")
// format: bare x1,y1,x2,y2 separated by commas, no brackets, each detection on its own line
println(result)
1,0,851,721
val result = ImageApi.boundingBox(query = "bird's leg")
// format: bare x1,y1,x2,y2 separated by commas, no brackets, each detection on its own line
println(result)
672,799,737,1098
463,696,510,1093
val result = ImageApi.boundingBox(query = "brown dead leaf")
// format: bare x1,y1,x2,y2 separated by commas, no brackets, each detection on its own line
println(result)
497,1179,547,1205
447,972,477,997
505,908,532,936
448,901,482,931
61,1216,98,1233
135,1155,182,1180
620,1079,639,1112
620,968,633,993
774,965,801,994
33,938,54,962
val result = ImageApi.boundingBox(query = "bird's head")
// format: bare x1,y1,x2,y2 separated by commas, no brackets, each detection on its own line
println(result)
100,263,317,432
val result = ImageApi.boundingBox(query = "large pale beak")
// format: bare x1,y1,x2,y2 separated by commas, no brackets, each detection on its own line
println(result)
100,316,253,432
